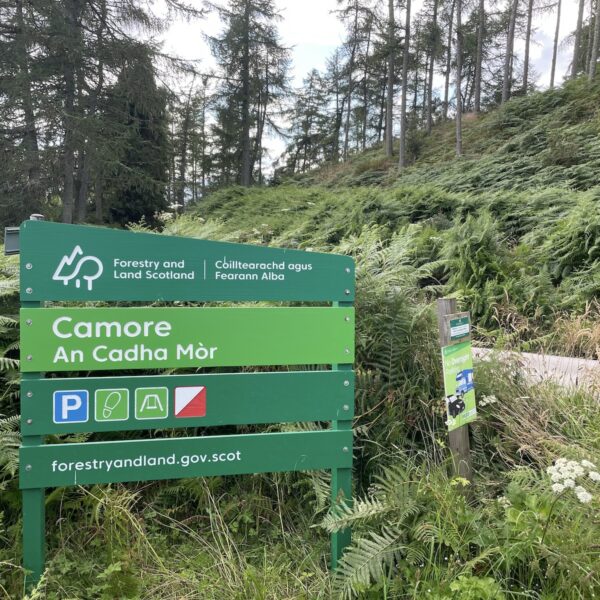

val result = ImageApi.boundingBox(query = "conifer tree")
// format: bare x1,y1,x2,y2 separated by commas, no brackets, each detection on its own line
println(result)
208,0,289,185
385,0,396,156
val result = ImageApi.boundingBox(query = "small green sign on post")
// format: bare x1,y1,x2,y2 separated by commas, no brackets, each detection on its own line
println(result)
437,302,474,483
441,342,477,431
19,222,356,588
449,315,471,341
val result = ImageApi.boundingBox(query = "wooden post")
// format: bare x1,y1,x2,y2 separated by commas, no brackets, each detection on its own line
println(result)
437,298,473,482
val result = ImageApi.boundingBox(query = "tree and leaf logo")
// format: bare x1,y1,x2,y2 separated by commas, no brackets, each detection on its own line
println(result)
52,246,104,291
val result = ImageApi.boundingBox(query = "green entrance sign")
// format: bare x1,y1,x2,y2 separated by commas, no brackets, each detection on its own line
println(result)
18,221,355,589
441,341,477,431
20,430,353,489
21,306,354,372
20,220,354,302
21,371,354,435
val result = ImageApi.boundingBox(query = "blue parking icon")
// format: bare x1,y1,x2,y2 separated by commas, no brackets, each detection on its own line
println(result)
53,390,89,424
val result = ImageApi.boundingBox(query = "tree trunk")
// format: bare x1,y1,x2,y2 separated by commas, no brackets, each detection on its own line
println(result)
201,86,207,195
94,173,104,222
590,0,600,81
502,0,518,103
343,8,359,161
385,0,395,156
255,59,269,185
61,0,80,224
427,0,439,132
474,0,484,112
456,0,463,156
587,0,595,72
411,22,421,115
523,0,534,90
176,88,193,209
572,0,585,77
15,0,41,217
550,0,562,88
361,18,372,151
399,0,411,168
378,75,386,143
443,0,456,120
75,0,106,224
240,0,252,186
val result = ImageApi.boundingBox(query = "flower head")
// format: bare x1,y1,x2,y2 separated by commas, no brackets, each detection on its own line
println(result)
576,489,593,504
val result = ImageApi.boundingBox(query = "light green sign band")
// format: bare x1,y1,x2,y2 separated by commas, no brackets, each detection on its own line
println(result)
19,430,353,489
21,306,355,372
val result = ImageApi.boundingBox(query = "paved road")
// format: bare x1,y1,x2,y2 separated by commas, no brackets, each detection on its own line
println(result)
473,348,599,388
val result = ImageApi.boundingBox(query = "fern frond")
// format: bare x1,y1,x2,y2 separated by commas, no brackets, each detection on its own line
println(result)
0,414,20,477
322,496,390,533
333,525,405,599
0,357,18,371
0,316,17,328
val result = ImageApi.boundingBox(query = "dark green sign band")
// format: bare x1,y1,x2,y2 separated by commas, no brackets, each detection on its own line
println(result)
19,430,353,489
21,371,355,435
21,306,355,372
20,221,355,302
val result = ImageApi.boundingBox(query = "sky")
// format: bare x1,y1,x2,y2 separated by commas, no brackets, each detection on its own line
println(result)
156,0,584,161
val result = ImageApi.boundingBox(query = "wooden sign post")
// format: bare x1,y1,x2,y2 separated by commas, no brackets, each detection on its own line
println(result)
437,298,474,482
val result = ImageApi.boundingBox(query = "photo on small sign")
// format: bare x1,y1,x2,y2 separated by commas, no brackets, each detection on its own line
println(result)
441,342,477,431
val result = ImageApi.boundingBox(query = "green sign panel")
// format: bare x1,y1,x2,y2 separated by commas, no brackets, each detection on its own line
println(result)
441,341,477,431
21,306,354,372
449,315,470,341
19,220,354,302
22,371,354,435
20,430,353,489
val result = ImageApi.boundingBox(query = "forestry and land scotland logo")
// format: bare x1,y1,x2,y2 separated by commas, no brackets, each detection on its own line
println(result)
52,246,104,291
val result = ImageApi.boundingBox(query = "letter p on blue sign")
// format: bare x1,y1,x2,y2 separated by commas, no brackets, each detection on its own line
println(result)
53,390,89,424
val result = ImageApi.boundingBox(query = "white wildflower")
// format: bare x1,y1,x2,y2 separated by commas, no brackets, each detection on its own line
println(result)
563,478,576,488
589,471,600,482
575,486,587,495
576,490,593,504
546,465,557,476
551,483,565,494
556,458,568,466
551,473,563,483
497,496,511,509
480,395,498,407
571,464,585,477
581,460,596,469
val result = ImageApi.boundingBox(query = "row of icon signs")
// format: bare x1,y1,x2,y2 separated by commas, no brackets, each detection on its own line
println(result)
53,386,206,424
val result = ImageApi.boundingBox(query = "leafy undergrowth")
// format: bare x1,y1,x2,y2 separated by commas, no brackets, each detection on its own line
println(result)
3,78,600,598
